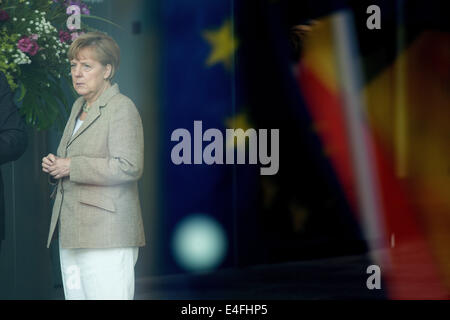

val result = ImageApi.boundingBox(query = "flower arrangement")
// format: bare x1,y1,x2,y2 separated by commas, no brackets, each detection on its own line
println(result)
0,0,111,130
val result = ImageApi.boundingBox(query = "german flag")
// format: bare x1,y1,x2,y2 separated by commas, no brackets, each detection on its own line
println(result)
295,2,450,299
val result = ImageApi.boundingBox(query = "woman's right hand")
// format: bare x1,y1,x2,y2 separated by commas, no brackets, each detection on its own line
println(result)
42,153,56,174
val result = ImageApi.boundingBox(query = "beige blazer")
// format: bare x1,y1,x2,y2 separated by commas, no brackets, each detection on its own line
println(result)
47,83,145,249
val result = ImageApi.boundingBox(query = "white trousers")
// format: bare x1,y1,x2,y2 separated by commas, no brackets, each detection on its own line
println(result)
59,242,139,300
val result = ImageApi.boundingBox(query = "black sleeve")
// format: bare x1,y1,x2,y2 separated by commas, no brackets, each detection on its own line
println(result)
0,72,28,165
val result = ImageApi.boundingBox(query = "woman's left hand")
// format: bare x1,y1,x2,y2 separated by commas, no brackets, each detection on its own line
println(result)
49,157,71,179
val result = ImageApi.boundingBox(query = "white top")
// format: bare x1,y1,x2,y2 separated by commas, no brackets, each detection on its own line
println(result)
72,118,84,137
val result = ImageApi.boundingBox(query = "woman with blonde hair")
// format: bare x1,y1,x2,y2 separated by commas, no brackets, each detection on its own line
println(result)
42,31,145,300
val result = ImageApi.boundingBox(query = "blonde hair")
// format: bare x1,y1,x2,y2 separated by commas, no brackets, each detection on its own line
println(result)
68,31,120,80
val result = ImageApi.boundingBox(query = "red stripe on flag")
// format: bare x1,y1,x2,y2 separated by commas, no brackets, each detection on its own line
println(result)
371,133,448,299
298,63,358,213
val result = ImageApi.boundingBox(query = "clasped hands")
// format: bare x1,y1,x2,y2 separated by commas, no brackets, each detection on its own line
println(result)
42,153,71,179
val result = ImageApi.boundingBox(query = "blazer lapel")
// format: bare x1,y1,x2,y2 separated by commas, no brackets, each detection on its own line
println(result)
66,83,120,148
58,98,84,156
67,104,101,147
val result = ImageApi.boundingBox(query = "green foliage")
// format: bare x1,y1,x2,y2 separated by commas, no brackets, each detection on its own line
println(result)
0,0,117,131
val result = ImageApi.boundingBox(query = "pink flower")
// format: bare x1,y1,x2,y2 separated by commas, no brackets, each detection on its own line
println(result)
64,1,90,15
0,10,9,22
17,36,40,56
59,30,71,43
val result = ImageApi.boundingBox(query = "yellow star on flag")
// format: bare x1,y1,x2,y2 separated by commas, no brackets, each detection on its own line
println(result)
203,20,239,70
225,111,252,131
225,111,253,149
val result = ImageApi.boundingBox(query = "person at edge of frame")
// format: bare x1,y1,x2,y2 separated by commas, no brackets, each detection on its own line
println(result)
0,71,28,254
